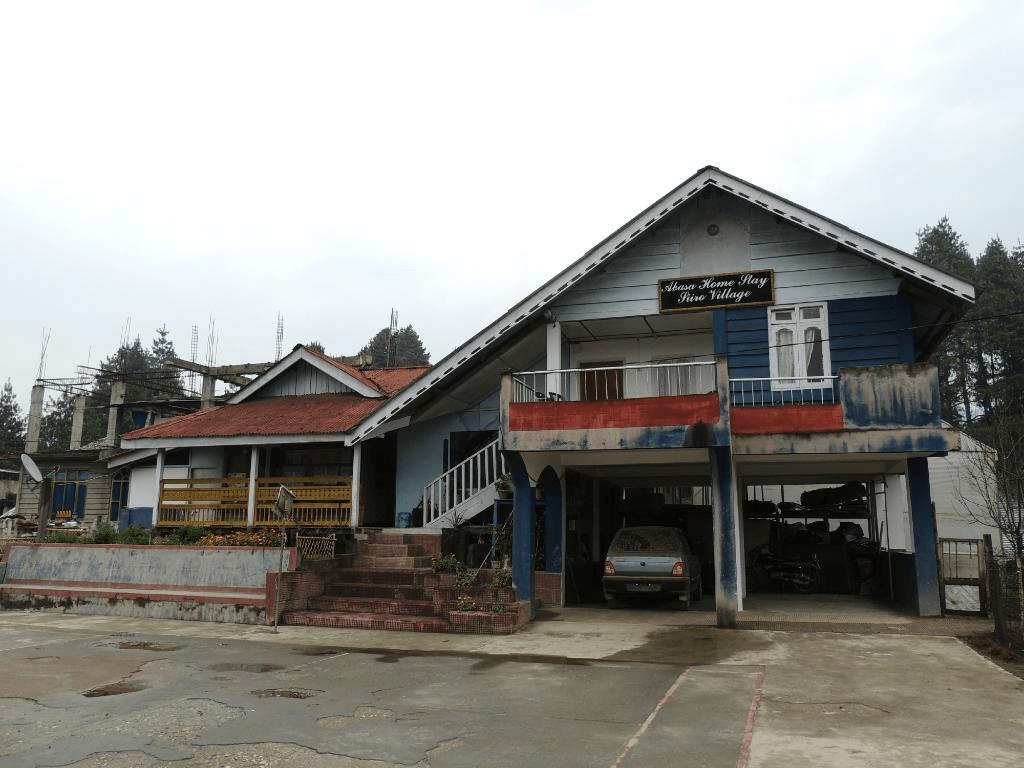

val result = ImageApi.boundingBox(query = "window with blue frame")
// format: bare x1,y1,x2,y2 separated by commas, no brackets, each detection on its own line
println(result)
52,470,89,520
110,474,129,521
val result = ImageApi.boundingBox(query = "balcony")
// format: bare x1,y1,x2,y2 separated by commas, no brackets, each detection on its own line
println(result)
500,361,727,452
157,476,352,527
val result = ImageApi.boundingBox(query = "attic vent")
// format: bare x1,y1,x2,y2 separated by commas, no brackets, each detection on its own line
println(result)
738,192,750,198
515,314,525,321
864,249,876,256
844,240,857,248
659,208,668,215
529,304,540,312
500,325,511,333
789,216,803,223
808,224,821,231
756,200,769,208
772,208,785,215
644,218,655,228
826,232,839,239
722,185,734,191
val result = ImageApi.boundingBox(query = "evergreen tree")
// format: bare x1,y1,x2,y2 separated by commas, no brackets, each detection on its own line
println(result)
915,218,976,424
0,379,26,468
38,391,75,452
358,325,431,368
150,325,184,395
306,341,326,354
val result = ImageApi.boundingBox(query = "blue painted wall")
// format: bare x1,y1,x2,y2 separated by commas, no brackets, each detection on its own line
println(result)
719,294,916,378
393,390,501,521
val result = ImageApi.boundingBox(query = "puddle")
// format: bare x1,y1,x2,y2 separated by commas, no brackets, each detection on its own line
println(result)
251,688,321,699
208,663,284,673
119,642,182,651
83,681,147,697
606,626,772,665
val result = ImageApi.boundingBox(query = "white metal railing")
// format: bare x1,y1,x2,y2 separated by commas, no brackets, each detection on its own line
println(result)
422,438,507,526
729,376,838,406
510,361,717,404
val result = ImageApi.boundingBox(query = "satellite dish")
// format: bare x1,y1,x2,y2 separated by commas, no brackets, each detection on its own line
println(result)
20,453,43,484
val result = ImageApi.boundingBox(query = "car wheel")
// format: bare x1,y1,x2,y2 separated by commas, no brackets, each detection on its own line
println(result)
676,596,690,611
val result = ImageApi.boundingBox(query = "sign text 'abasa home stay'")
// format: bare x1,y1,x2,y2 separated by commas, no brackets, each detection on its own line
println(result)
658,269,775,313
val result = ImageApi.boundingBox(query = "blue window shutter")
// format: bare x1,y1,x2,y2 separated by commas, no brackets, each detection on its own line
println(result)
52,483,64,518
76,484,87,519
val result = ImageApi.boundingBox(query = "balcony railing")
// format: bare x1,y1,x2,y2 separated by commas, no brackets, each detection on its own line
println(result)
158,475,352,527
510,361,717,404
729,376,838,407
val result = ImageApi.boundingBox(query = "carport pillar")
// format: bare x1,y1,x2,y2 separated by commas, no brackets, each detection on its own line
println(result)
540,468,563,573
710,446,741,628
907,457,941,617
507,452,535,615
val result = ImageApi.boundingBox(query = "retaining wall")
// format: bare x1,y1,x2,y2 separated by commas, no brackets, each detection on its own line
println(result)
0,542,298,625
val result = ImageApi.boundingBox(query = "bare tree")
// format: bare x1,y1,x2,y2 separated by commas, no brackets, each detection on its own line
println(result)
953,401,1024,559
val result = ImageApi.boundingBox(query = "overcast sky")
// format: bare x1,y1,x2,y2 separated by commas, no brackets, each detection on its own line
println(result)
2,1,1022,408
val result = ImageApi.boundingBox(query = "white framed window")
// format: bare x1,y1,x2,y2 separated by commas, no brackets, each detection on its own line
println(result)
768,303,831,389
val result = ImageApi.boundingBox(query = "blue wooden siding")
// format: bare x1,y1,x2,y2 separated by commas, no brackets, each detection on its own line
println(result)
721,294,916,378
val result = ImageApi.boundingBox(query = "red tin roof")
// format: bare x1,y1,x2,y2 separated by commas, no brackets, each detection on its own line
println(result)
121,394,386,440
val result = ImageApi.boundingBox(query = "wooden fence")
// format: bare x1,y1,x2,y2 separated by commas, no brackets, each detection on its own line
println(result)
158,476,352,527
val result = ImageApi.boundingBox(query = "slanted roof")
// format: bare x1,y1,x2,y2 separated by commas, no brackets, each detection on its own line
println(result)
349,166,977,442
120,393,383,447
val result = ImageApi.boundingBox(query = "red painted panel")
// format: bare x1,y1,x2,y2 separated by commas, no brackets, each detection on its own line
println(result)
508,393,720,431
731,405,844,434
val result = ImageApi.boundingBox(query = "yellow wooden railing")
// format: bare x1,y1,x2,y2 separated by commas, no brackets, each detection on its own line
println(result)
157,475,352,527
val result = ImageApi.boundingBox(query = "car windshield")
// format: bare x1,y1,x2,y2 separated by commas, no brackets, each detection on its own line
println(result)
609,528,679,555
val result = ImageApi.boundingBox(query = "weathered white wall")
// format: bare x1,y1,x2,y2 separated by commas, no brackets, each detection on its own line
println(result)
256,360,353,398
550,194,900,322
127,464,188,509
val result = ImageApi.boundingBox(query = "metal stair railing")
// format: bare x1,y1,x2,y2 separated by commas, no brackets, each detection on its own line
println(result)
422,439,506,527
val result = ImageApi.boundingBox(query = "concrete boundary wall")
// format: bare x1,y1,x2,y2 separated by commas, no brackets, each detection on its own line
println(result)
0,543,299,625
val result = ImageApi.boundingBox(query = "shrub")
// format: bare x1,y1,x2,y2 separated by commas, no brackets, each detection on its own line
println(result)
490,602,504,613
116,527,151,545
46,531,86,543
492,568,512,588
455,595,477,612
196,529,285,547
431,554,460,573
93,524,118,544
166,526,207,545
454,567,478,589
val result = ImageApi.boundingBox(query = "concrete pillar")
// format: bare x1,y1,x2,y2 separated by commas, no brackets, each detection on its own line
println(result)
507,452,535,615
350,443,362,527
710,445,741,628
545,320,562,398
25,384,44,453
150,448,166,527
540,467,563,573
883,473,910,550
69,395,87,450
907,457,942,616
201,374,216,409
246,446,259,529
105,380,126,445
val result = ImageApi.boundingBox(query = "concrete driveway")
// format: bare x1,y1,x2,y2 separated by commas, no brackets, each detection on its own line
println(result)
0,609,1021,767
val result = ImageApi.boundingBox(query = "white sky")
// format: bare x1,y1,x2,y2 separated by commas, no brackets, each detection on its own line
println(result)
2,1,1022,407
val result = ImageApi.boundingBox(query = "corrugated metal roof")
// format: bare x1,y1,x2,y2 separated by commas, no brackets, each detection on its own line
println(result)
121,394,384,440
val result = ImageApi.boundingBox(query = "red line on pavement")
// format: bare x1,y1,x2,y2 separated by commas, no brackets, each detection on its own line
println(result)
610,666,692,768
737,666,766,768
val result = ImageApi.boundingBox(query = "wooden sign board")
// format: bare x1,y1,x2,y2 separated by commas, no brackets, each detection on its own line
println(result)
658,269,775,313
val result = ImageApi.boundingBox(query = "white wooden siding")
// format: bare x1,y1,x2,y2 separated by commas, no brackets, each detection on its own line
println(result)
550,202,900,322
256,361,354,398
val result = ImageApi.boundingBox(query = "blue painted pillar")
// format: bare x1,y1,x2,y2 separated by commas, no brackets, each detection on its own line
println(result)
907,457,941,617
710,445,740,628
506,452,535,614
540,468,563,573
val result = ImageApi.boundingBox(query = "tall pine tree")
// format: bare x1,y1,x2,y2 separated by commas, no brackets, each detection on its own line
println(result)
914,218,976,425
358,325,430,368
0,379,26,468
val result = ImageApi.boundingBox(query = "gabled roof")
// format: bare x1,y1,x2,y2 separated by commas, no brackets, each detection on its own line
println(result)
230,345,384,401
349,166,977,442
120,393,382,447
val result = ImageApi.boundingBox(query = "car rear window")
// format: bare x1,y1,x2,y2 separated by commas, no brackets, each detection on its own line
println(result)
609,528,679,554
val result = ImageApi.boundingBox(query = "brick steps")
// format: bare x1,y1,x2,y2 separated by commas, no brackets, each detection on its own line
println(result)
310,595,435,615
284,610,451,633
325,583,428,600
325,568,429,586
351,555,434,569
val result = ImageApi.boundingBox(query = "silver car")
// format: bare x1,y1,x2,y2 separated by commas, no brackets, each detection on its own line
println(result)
603,526,703,609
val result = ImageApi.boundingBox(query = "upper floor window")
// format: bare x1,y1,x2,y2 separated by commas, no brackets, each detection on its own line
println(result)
768,303,831,388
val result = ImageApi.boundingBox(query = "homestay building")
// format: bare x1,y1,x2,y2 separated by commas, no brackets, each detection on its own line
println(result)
117,166,975,630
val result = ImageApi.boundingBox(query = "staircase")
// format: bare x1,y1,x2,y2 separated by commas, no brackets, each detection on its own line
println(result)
282,530,530,634
422,439,507,528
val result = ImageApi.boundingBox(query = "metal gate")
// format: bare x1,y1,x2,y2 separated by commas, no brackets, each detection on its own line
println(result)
938,538,988,614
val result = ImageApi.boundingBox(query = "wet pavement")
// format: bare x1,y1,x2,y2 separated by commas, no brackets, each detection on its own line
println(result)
0,607,1021,767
